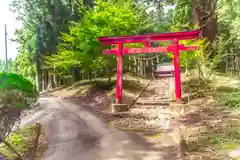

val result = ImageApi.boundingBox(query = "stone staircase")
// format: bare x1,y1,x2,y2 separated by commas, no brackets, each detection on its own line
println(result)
128,78,182,159
127,78,175,129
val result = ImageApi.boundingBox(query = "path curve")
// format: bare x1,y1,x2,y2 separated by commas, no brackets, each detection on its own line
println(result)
20,98,167,160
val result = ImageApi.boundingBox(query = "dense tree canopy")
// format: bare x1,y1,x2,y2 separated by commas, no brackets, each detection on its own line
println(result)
6,0,239,89
45,0,153,78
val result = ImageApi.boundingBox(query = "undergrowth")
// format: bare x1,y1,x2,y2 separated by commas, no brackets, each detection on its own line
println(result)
215,87,240,109
182,73,240,159
0,124,37,159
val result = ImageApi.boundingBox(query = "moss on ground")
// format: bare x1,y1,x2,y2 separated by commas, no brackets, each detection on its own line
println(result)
182,74,240,160
0,125,37,159
49,74,150,99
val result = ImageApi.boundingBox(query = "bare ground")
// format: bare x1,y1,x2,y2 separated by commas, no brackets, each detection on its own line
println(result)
179,75,240,160
19,75,185,160
63,78,182,159
35,74,240,160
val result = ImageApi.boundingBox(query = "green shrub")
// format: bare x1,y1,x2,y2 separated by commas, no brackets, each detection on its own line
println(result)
0,72,38,98
0,72,39,138
0,125,37,159
217,92,240,108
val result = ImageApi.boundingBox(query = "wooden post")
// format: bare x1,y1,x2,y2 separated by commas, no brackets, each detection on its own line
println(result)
151,58,154,77
143,60,146,77
144,42,150,77
140,57,143,76
116,43,123,104
128,56,131,71
173,39,182,103
169,75,176,101
134,56,137,75
157,56,159,64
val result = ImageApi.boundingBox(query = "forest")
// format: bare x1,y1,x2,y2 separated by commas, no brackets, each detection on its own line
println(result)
1,0,238,91
0,0,240,159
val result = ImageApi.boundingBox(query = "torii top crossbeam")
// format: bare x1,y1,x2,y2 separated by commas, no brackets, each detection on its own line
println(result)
98,30,200,44
97,30,201,104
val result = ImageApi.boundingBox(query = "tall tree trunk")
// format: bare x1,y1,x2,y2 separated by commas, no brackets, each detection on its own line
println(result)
50,73,54,88
35,58,41,91
151,59,154,77
47,70,53,89
71,67,80,82
41,71,45,92
89,70,92,82
192,0,217,43
44,71,48,90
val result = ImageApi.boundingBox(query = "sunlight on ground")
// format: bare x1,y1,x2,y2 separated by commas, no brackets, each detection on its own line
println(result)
48,74,150,99
0,125,37,159
145,133,161,139
51,84,92,97
215,75,240,89
182,74,240,160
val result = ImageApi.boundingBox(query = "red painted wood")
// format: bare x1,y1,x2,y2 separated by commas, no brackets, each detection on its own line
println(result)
116,44,123,104
127,47,169,54
144,41,151,47
104,49,118,54
173,39,182,102
97,30,200,104
103,45,198,55
167,44,197,52
183,46,198,51
97,30,200,44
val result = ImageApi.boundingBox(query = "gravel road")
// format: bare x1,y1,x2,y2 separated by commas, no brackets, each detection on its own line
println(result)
20,97,174,160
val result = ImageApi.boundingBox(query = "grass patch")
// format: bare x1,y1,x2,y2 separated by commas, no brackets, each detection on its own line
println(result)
182,77,213,94
0,124,38,159
49,74,150,98
186,119,240,159
182,74,240,159
215,86,240,109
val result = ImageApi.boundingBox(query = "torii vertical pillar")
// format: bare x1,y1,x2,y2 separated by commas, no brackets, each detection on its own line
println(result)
173,39,182,103
97,30,201,105
116,43,123,104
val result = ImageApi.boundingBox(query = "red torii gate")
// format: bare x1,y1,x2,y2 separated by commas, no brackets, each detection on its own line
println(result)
97,30,200,104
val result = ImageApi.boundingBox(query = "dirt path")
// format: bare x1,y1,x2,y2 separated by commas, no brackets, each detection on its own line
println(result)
110,78,181,159
18,78,182,160
20,97,170,160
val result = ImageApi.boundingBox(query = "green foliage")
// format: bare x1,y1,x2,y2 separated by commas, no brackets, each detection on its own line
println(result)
14,51,36,84
0,72,37,98
171,0,192,31
216,87,240,108
46,0,153,77
218,92,240,108
0,59,16,73
0,125,37,159
10,0,85,88
0,72,38,110
217,0,240,72
9,0,240,89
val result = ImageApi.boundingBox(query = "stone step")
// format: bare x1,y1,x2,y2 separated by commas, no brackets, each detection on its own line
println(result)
145,118,171,130
131,105,169,109
102,111,173,119
132,105,167,109
130,108,172,115
138,97,169,101
136,100,170,105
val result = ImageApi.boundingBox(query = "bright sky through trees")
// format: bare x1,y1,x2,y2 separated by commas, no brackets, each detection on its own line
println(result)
0,0,22,60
